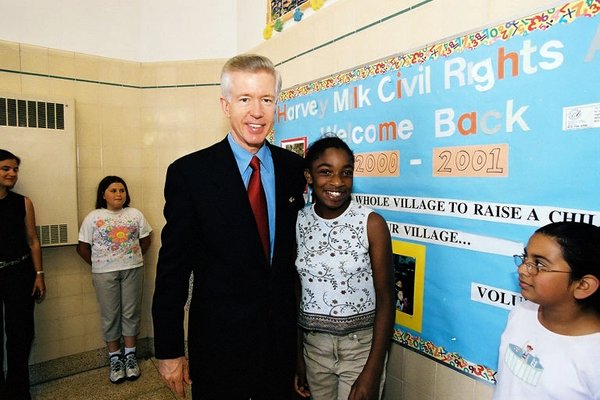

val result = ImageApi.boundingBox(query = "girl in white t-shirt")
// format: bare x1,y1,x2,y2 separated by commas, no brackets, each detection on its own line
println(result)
493,222,600,400
77,176,152,384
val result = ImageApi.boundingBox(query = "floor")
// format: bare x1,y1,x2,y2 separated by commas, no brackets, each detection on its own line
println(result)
30,358,191,400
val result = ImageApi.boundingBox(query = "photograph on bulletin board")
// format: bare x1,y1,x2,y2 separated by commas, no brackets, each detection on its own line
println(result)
280,136,307,157
392,240,425,333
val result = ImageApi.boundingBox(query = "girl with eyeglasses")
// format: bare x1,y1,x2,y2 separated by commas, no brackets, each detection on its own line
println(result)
493,222,600,400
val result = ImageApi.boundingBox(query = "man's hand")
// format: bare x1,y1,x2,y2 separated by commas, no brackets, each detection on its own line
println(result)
157,356,192,398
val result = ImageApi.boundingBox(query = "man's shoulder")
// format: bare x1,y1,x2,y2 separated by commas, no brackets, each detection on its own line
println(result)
171,139,228,168
269,143,304,167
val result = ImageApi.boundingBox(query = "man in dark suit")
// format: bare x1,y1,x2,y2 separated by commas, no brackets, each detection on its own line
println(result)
152,54,306,399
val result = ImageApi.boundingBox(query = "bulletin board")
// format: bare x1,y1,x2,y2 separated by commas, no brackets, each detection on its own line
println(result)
267,0,312,25
274,1,600,383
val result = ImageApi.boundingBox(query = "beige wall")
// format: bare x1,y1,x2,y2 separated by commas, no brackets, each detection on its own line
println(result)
0,44,228,363
0,0,560,398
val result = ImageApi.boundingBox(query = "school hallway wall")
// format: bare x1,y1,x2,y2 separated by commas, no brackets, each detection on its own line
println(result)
0,0,560,398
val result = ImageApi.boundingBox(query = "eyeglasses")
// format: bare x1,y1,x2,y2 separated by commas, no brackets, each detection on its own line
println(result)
513,254,571,276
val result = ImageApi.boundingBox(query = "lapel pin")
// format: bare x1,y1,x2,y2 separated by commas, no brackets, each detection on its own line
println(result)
289,196,295,203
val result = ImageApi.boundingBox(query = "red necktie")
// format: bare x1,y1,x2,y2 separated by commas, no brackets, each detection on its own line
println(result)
248,156,270,260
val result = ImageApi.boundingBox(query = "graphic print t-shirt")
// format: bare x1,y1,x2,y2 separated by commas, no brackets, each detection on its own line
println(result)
493,300,600,400
79,207,152,273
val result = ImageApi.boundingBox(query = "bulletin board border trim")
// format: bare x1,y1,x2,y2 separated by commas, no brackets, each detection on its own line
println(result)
279,0,600,102
394,327,497,385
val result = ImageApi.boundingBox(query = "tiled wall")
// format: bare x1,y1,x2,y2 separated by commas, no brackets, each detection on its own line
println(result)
1,0,558,398
0,43,228,366
382,344,495,400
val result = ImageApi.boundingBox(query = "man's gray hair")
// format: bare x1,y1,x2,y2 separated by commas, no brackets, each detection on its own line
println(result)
220,54,282,100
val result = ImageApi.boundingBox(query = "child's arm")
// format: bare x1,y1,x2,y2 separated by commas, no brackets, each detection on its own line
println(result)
350,212,395,400
294,326,311,398
76,241,92,266
140,233,152,255
25,197,45,298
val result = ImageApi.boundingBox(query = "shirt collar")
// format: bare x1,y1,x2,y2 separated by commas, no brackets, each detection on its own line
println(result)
227,133,272,174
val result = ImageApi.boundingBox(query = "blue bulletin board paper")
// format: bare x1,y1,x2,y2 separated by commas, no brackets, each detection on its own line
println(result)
275,1,600,383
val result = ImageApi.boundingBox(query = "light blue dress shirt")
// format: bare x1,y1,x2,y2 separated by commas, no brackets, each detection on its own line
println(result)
227,133,276,260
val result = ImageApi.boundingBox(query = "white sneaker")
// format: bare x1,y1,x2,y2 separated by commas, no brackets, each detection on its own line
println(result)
124,352,141,381
109,354,126,384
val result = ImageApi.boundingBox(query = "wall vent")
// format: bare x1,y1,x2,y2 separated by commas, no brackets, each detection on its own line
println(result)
0,97,65,130
36,224,69,246
1,93,77,247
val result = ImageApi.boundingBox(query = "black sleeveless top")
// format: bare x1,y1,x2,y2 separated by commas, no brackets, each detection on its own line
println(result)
0,191,30,261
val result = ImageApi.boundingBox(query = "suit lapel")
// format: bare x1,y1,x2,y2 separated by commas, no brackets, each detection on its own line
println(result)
208,139,255,228
270,144,298,260
210,138,270,265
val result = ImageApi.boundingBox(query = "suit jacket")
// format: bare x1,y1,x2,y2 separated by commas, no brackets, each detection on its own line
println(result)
152,137,306,399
